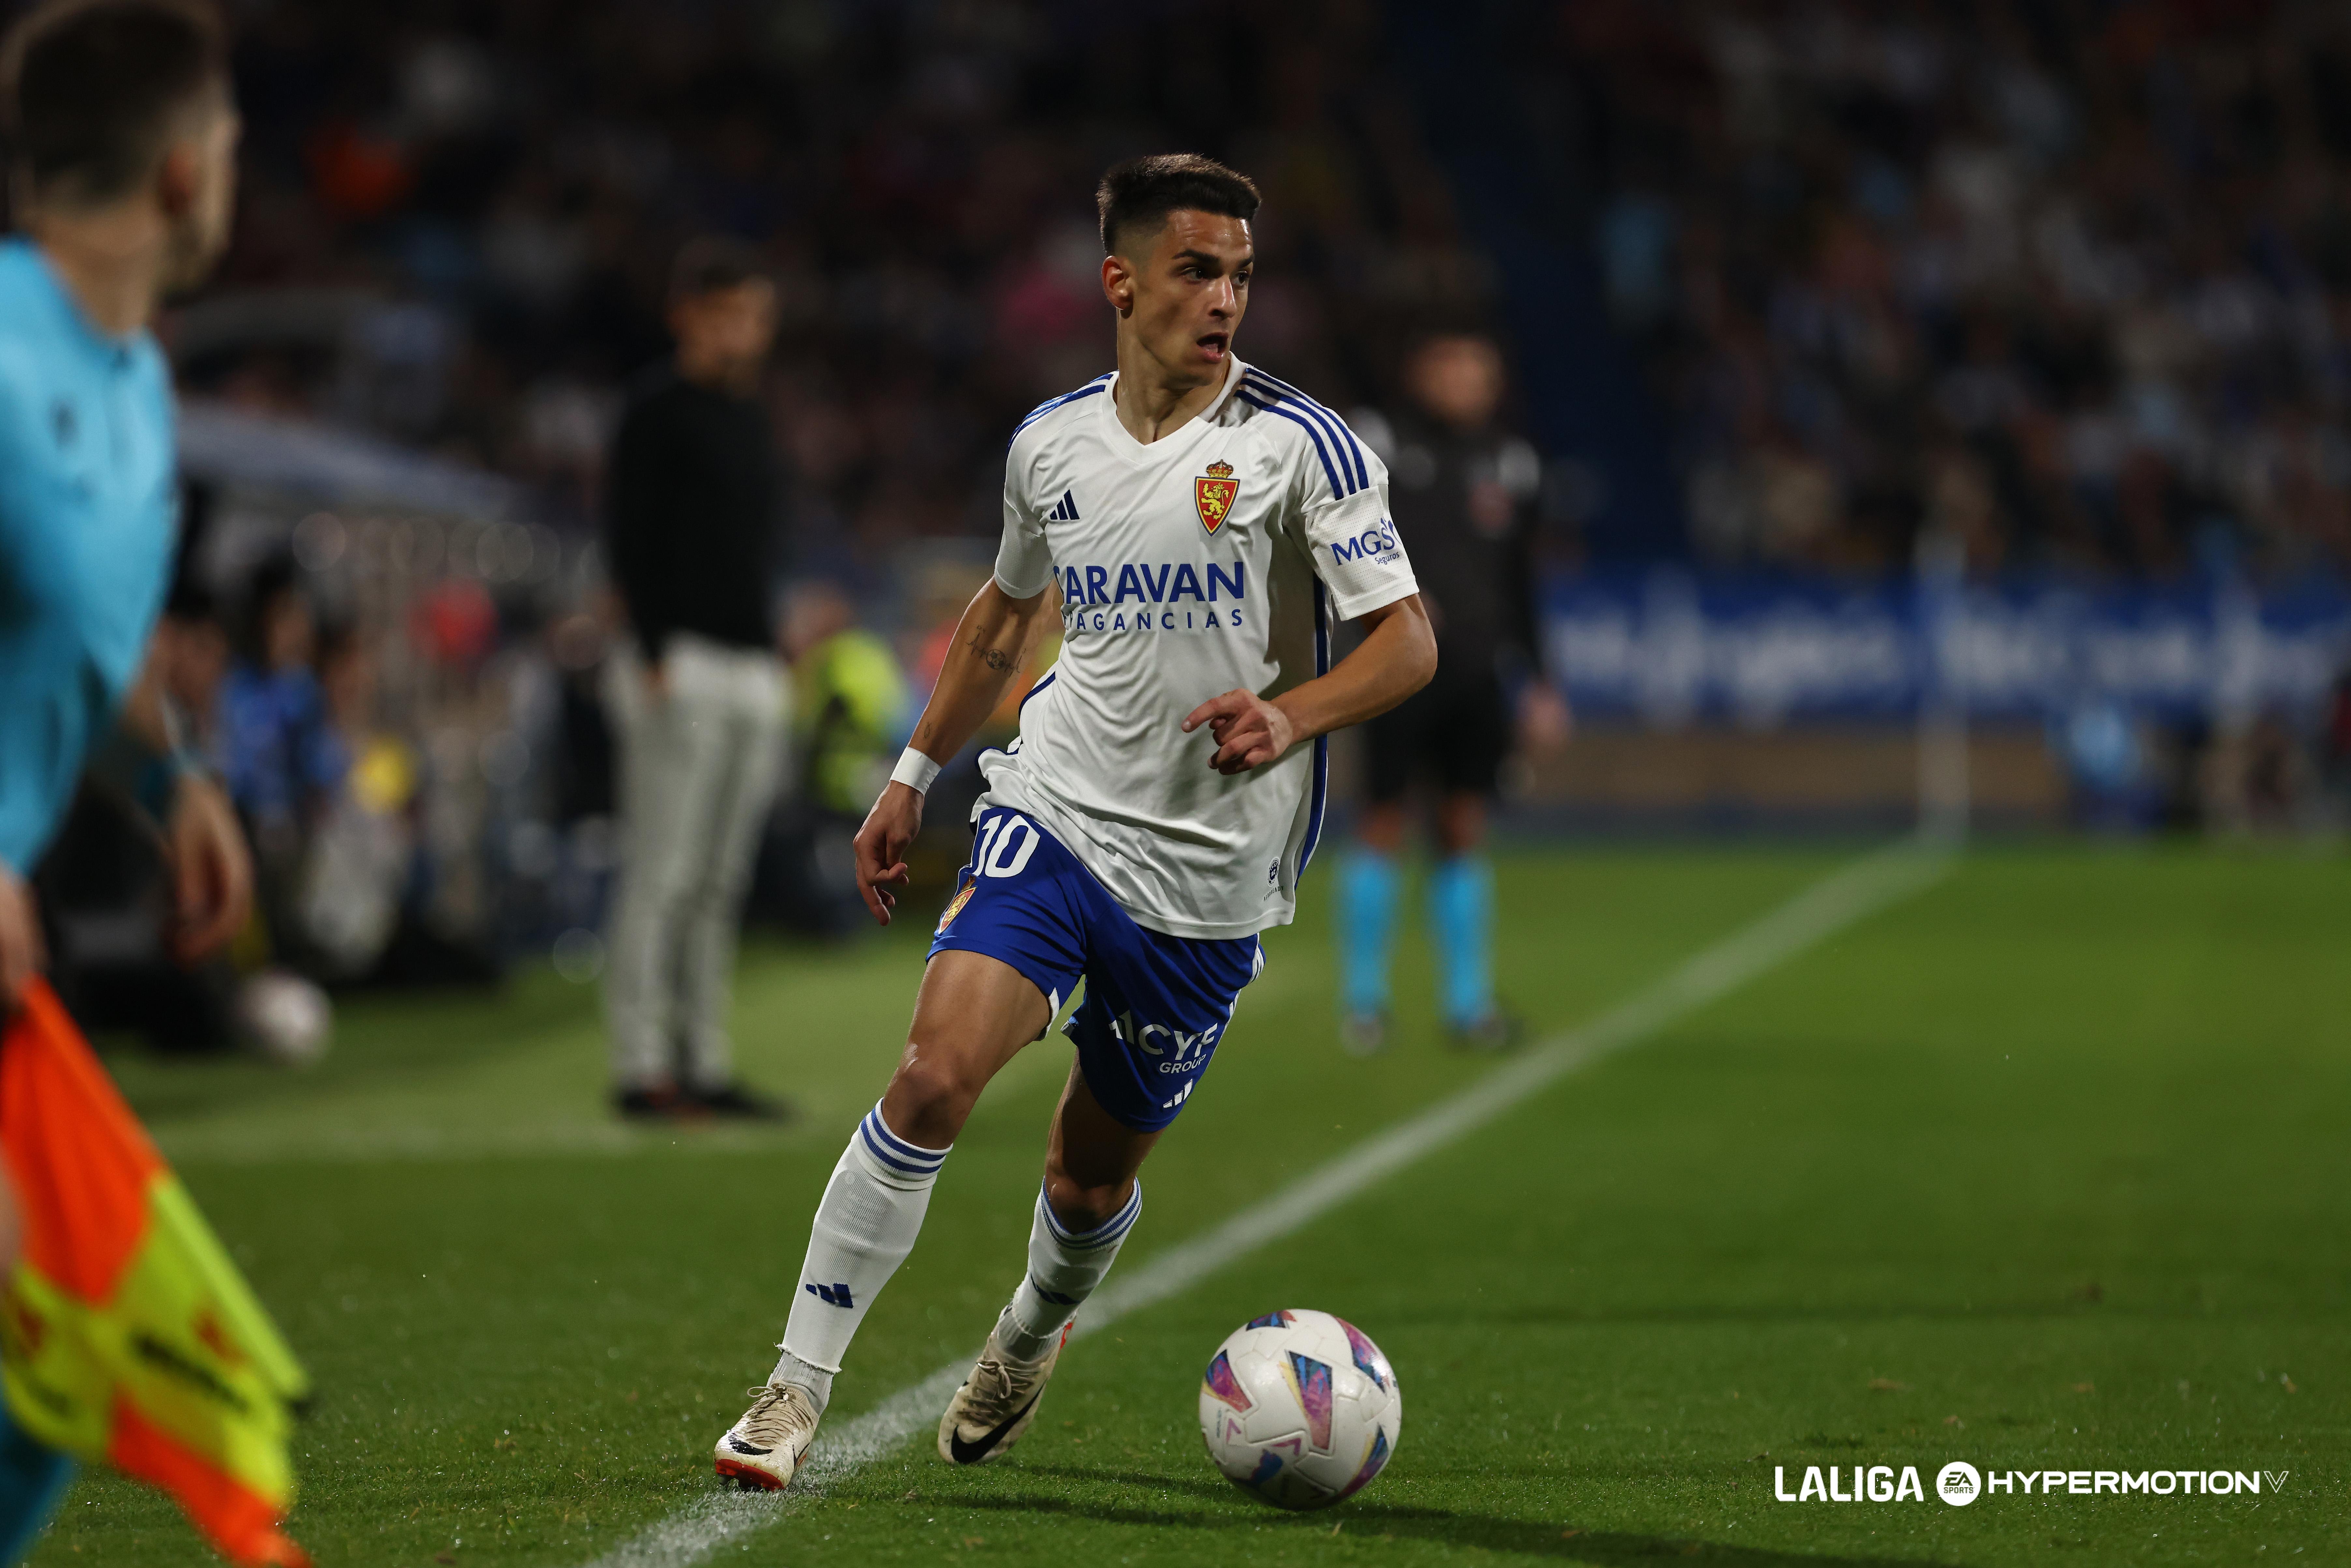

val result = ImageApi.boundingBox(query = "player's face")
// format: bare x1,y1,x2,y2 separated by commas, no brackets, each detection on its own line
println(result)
1110,210,1253,385
162,98,241,293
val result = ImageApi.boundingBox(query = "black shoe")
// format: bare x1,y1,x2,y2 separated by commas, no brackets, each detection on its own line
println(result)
687,1081,796,1122
1339,1009,1392,1057
1446,1009,1526,1054
613,1084,687,1121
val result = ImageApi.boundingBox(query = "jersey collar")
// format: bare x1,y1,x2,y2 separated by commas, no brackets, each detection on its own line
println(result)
1096,354,1250,460
1203,352,1249,419
1,237,147,365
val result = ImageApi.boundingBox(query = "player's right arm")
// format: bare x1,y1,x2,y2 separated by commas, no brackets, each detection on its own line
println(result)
852,434,1061,925
851,580,1051,925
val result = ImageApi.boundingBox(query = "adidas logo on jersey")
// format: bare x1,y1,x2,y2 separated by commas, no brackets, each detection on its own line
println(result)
1045,490,1082,522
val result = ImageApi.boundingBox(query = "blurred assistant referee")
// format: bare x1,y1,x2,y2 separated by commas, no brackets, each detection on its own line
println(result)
601,237,790,1122
0,0,255,1557
1337,333,1569,1054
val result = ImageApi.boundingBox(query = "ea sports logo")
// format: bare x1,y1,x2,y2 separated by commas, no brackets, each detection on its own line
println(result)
1937,1461,1981,1506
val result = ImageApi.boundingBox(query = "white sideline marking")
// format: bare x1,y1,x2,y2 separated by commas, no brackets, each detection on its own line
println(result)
156,1119,788,1166
577,840,1951,1568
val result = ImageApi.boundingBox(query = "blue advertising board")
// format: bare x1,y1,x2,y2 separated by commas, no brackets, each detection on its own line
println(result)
1541,571,2351,727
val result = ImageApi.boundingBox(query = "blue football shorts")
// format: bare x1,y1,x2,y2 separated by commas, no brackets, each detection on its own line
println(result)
927,804,1264,1131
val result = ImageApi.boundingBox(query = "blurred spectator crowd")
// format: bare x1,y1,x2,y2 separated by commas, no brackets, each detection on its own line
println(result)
175,0,2351,585
183,0,1488,574
1543,0,2351,579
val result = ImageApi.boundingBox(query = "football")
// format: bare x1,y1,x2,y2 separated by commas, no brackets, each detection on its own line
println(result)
1197,1309,1402,1510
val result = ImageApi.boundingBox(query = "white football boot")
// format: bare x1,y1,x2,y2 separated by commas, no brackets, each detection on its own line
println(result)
713,1382,822,1491
936,1317,1069,1465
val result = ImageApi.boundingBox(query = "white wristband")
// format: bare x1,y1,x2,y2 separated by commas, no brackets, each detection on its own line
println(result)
890,747,943,794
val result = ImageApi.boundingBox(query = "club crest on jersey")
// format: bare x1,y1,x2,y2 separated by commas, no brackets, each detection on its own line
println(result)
1195,460,1239,536
936,880,976,935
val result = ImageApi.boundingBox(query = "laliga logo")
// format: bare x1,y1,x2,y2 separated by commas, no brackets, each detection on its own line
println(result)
1781,1456,2279,1505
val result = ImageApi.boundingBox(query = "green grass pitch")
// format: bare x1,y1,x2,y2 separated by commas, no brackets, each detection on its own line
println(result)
27,845,2349,1565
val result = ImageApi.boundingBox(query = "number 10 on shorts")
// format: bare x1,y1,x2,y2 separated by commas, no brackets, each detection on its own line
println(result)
975,813,1042,879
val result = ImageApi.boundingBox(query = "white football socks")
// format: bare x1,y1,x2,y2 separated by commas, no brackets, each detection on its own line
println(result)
998,1179,1142,1359
772,1102,950,1409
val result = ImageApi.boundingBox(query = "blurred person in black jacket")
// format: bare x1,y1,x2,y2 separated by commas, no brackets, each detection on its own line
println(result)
1337,333,1569,1054
601,236,791,1121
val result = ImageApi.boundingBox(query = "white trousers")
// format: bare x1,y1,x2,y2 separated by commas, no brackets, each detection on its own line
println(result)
602,633,788,1091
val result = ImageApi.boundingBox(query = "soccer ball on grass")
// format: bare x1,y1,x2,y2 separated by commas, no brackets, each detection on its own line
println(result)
1197,1309,1401,1510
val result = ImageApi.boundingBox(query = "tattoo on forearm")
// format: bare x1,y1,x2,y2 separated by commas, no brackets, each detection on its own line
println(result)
971,638,1015,673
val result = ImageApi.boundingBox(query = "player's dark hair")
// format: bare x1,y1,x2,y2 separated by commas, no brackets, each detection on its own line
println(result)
670,234,770,301
1096,153,1260,256
0,0,227,208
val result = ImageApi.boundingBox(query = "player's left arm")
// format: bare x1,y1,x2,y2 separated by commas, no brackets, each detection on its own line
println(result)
1187,412,1437,774
1186,594,1435,775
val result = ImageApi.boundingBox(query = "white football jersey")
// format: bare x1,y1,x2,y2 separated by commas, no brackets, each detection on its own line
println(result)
980,355,1419,940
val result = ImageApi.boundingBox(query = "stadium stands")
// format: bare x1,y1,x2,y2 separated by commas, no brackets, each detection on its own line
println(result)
1527,0,2351,580
193,3,1493,570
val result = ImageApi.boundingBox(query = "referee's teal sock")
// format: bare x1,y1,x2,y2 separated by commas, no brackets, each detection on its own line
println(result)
0,1400,72,1566
1429,854,1495,1028
1336,847,1400,1017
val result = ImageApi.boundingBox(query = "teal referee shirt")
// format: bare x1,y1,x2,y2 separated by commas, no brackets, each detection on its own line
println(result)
0,236,178,874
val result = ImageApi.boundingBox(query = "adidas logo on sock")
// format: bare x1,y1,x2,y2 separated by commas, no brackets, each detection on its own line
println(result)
805,1281,855,1308
1045,489,1081,522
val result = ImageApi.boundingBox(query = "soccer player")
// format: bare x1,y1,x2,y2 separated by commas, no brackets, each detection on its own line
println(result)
712,153,1436,1489
0,0,249,1557
1335,332,1568,1053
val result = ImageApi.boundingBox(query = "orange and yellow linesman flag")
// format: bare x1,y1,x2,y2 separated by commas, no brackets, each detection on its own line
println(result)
0,980,310,1566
